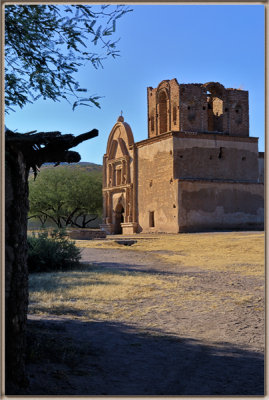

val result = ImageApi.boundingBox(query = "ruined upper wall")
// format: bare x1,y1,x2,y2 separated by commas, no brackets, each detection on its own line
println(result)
147,79,249,138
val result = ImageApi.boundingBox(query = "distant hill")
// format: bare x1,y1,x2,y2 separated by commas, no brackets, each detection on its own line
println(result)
31,161,103,174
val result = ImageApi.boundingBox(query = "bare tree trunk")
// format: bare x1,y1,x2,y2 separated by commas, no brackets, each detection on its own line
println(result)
5,149,29,392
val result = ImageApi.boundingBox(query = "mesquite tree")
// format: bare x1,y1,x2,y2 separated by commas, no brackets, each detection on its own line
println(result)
28,168,102,228
5,4,131,112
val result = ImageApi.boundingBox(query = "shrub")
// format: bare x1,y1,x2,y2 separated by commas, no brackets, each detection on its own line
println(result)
27,229,81,273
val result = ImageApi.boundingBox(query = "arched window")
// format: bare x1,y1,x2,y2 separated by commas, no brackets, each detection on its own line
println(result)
158,90,168,134
207,92,224,132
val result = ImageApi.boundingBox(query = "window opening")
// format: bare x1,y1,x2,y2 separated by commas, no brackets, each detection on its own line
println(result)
218,147,223,159
173,106,177,124
158,91,168,134
149,211,155,228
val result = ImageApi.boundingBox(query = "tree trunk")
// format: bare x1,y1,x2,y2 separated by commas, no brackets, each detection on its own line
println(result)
5,149,30,393
5,128,98,393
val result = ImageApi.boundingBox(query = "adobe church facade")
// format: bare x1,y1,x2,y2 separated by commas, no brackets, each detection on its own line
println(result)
101,78,264,234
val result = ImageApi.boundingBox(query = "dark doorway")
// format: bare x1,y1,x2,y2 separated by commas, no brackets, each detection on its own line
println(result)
114,203,124,234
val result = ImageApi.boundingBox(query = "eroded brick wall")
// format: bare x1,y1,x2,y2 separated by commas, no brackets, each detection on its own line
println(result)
179,84,207,133
227,89,249,137
147,79,249,137
147,79,180,138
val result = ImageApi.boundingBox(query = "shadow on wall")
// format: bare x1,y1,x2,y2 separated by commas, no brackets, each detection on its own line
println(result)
14,317,264,396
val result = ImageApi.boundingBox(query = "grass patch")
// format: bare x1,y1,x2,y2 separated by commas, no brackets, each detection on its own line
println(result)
76,232,264,276
29,265,197,321
28,232,264,332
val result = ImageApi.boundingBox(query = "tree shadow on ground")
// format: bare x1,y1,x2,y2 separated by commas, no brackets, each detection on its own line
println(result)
81,261,200,277
15,317,264,396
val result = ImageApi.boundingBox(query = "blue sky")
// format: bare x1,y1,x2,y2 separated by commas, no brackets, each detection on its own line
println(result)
5,4,265,164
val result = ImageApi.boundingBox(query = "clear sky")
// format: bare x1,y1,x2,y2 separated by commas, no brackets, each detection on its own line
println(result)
5,4,265,165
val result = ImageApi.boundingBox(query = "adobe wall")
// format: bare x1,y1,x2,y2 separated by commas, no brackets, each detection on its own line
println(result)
177,180,264,232
136,136,178,233
178,84,249,137
173,133,259,182
147,79,180,138
258,152,264,183
179,84,208,133
227,89,249,137
147,79,249,138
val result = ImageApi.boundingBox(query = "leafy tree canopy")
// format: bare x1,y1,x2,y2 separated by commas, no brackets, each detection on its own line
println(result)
5,4,131,113
29,167,103,228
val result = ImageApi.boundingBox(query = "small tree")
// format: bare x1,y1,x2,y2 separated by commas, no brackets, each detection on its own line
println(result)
28,168,103,228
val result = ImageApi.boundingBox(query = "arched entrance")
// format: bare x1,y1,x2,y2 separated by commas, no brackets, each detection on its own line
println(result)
114,203,124,234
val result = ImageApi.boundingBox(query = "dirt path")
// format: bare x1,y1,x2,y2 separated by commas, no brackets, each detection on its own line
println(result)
24,246,264,396
80,247,264,353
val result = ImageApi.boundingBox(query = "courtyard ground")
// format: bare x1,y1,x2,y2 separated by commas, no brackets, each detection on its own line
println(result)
25,231,264,395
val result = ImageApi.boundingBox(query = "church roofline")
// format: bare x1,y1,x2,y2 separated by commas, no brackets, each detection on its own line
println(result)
134,131,258,148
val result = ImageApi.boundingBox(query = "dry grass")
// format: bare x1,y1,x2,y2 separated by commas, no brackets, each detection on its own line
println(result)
28,231,264,330
29,266,194,321
76,231,264,276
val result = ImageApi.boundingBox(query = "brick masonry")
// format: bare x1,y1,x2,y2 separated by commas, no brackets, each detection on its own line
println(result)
102,78,264,234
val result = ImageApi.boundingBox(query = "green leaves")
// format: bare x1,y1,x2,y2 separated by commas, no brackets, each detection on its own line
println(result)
27,229,81,272
5,4,132,113
29,166,103,228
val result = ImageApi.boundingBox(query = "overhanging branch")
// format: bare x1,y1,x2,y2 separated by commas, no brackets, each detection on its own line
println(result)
5,128,99,175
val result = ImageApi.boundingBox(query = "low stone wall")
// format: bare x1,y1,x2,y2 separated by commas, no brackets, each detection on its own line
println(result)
67,229,106,240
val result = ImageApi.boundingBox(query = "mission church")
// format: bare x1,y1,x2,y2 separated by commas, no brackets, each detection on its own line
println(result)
101,78,264,235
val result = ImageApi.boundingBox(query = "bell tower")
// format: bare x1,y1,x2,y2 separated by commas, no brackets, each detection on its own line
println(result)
147,78,180,138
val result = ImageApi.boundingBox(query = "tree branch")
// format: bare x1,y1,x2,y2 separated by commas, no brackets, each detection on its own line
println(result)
5,128,99,176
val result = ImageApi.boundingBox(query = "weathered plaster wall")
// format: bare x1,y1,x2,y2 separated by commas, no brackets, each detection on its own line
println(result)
258,152,264,183
137,137,178,233
173,134,259,182
178,180,264,232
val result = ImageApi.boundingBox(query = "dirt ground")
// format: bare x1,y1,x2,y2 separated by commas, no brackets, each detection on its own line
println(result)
23,238,264,396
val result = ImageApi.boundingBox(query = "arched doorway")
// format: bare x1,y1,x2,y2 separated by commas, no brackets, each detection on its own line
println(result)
114,203,124,234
